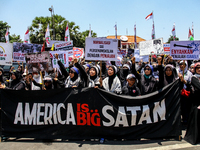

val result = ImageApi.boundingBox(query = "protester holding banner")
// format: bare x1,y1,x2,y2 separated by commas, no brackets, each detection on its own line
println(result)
131,57,158,95
0,68,8,86
99,65,122,94
177,61,193,125
55,54,83,88
0,71,25,90
184,62,200,145
157,56,178,88
30,70,42,90
117,64,131,87
122,74,141,96
87,65,100,88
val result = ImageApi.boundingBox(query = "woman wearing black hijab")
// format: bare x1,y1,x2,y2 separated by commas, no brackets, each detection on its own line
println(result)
0,71,25,90
88,65,100,88
158,57,178,88
0,68,7,86
184,62,200,145
99,65,121,94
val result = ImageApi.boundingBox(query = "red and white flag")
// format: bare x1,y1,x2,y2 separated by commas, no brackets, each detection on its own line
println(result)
5,28,9,43
45,24,51,47
65,23,70,41
192,22,194,38
145,12,153,20
134,24,137,48
172,23,176,41
88,24,91,37
114,24,117,39
152,21,155,39
24,28,30,43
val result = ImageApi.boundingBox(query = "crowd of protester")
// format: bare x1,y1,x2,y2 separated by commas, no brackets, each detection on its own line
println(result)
0,53,199,144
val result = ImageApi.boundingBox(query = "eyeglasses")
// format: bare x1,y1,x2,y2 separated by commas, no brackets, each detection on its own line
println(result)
144,68,151,71
196,67,200,69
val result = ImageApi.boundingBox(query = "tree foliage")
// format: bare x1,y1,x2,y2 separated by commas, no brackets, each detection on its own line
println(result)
167,35,179,43
0,21,11,42
0,21,23,43
30,15,97,47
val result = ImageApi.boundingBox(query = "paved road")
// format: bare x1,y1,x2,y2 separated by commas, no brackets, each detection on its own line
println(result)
0,130,199,150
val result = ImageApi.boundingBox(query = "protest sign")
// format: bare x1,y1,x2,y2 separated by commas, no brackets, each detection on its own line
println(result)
170,41,200,60
49,51,69,68
139,38,164,55
118,49,126,56
163,44,170,54
54,41,73,51
54,41,73,61
73,47,84,58
25,51,52,73
1,79,181,139
85,38,118,61
0,43,13,65
134,49,149,62
13,42,42,62
127,49,134,58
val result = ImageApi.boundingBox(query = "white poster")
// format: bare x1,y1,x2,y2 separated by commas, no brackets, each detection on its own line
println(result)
134,49,149,62
0,43,13,66
49,51,69,68
170,41,200,60
85,38,118,61
54,41,73,61
13,42,42,62
139,38,164,56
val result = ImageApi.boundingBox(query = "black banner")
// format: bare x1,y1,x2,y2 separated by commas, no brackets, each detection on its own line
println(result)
1,79,181,139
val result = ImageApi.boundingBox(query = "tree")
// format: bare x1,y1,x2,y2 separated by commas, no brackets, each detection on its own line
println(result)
167,35,179,43
9,34,22,43
29,15,97,47
0,21,11,42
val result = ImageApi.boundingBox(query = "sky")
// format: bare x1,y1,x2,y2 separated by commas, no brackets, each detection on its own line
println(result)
1,0,200,43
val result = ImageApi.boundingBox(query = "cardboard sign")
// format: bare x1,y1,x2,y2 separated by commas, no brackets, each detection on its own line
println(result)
0,43,13,66
54,41,73,61
85,38,118,61
139,38,164,56
170,41,200,60
163,44,170,54
26,51,52,73
13,42,42,62
49,51,69,68
73,47,84,58
134,49,149,62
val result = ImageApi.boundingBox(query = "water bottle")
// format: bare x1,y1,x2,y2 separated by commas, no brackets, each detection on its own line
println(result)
100,138,104,143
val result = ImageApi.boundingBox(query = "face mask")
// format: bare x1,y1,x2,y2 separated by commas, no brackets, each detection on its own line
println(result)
33,74,40,78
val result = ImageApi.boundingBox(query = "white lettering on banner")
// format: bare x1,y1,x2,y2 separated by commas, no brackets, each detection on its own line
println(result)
114,107,129,127
102,106,115,126
25,103,37,125
13,99,166,127
153,100,166,122
66,103,76,125
138,105,152,125
126,106,141,126
44,103,53,125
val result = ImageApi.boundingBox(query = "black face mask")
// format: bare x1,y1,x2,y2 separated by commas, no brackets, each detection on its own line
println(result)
122,68,129,76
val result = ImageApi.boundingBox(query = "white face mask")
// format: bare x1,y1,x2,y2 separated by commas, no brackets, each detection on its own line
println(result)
33,74,40,78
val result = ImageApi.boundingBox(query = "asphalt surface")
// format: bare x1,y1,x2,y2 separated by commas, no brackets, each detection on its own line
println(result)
0,130,200,150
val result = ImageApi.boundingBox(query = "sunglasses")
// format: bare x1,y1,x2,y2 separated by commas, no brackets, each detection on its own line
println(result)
144,68,151,71
69,70,74,73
